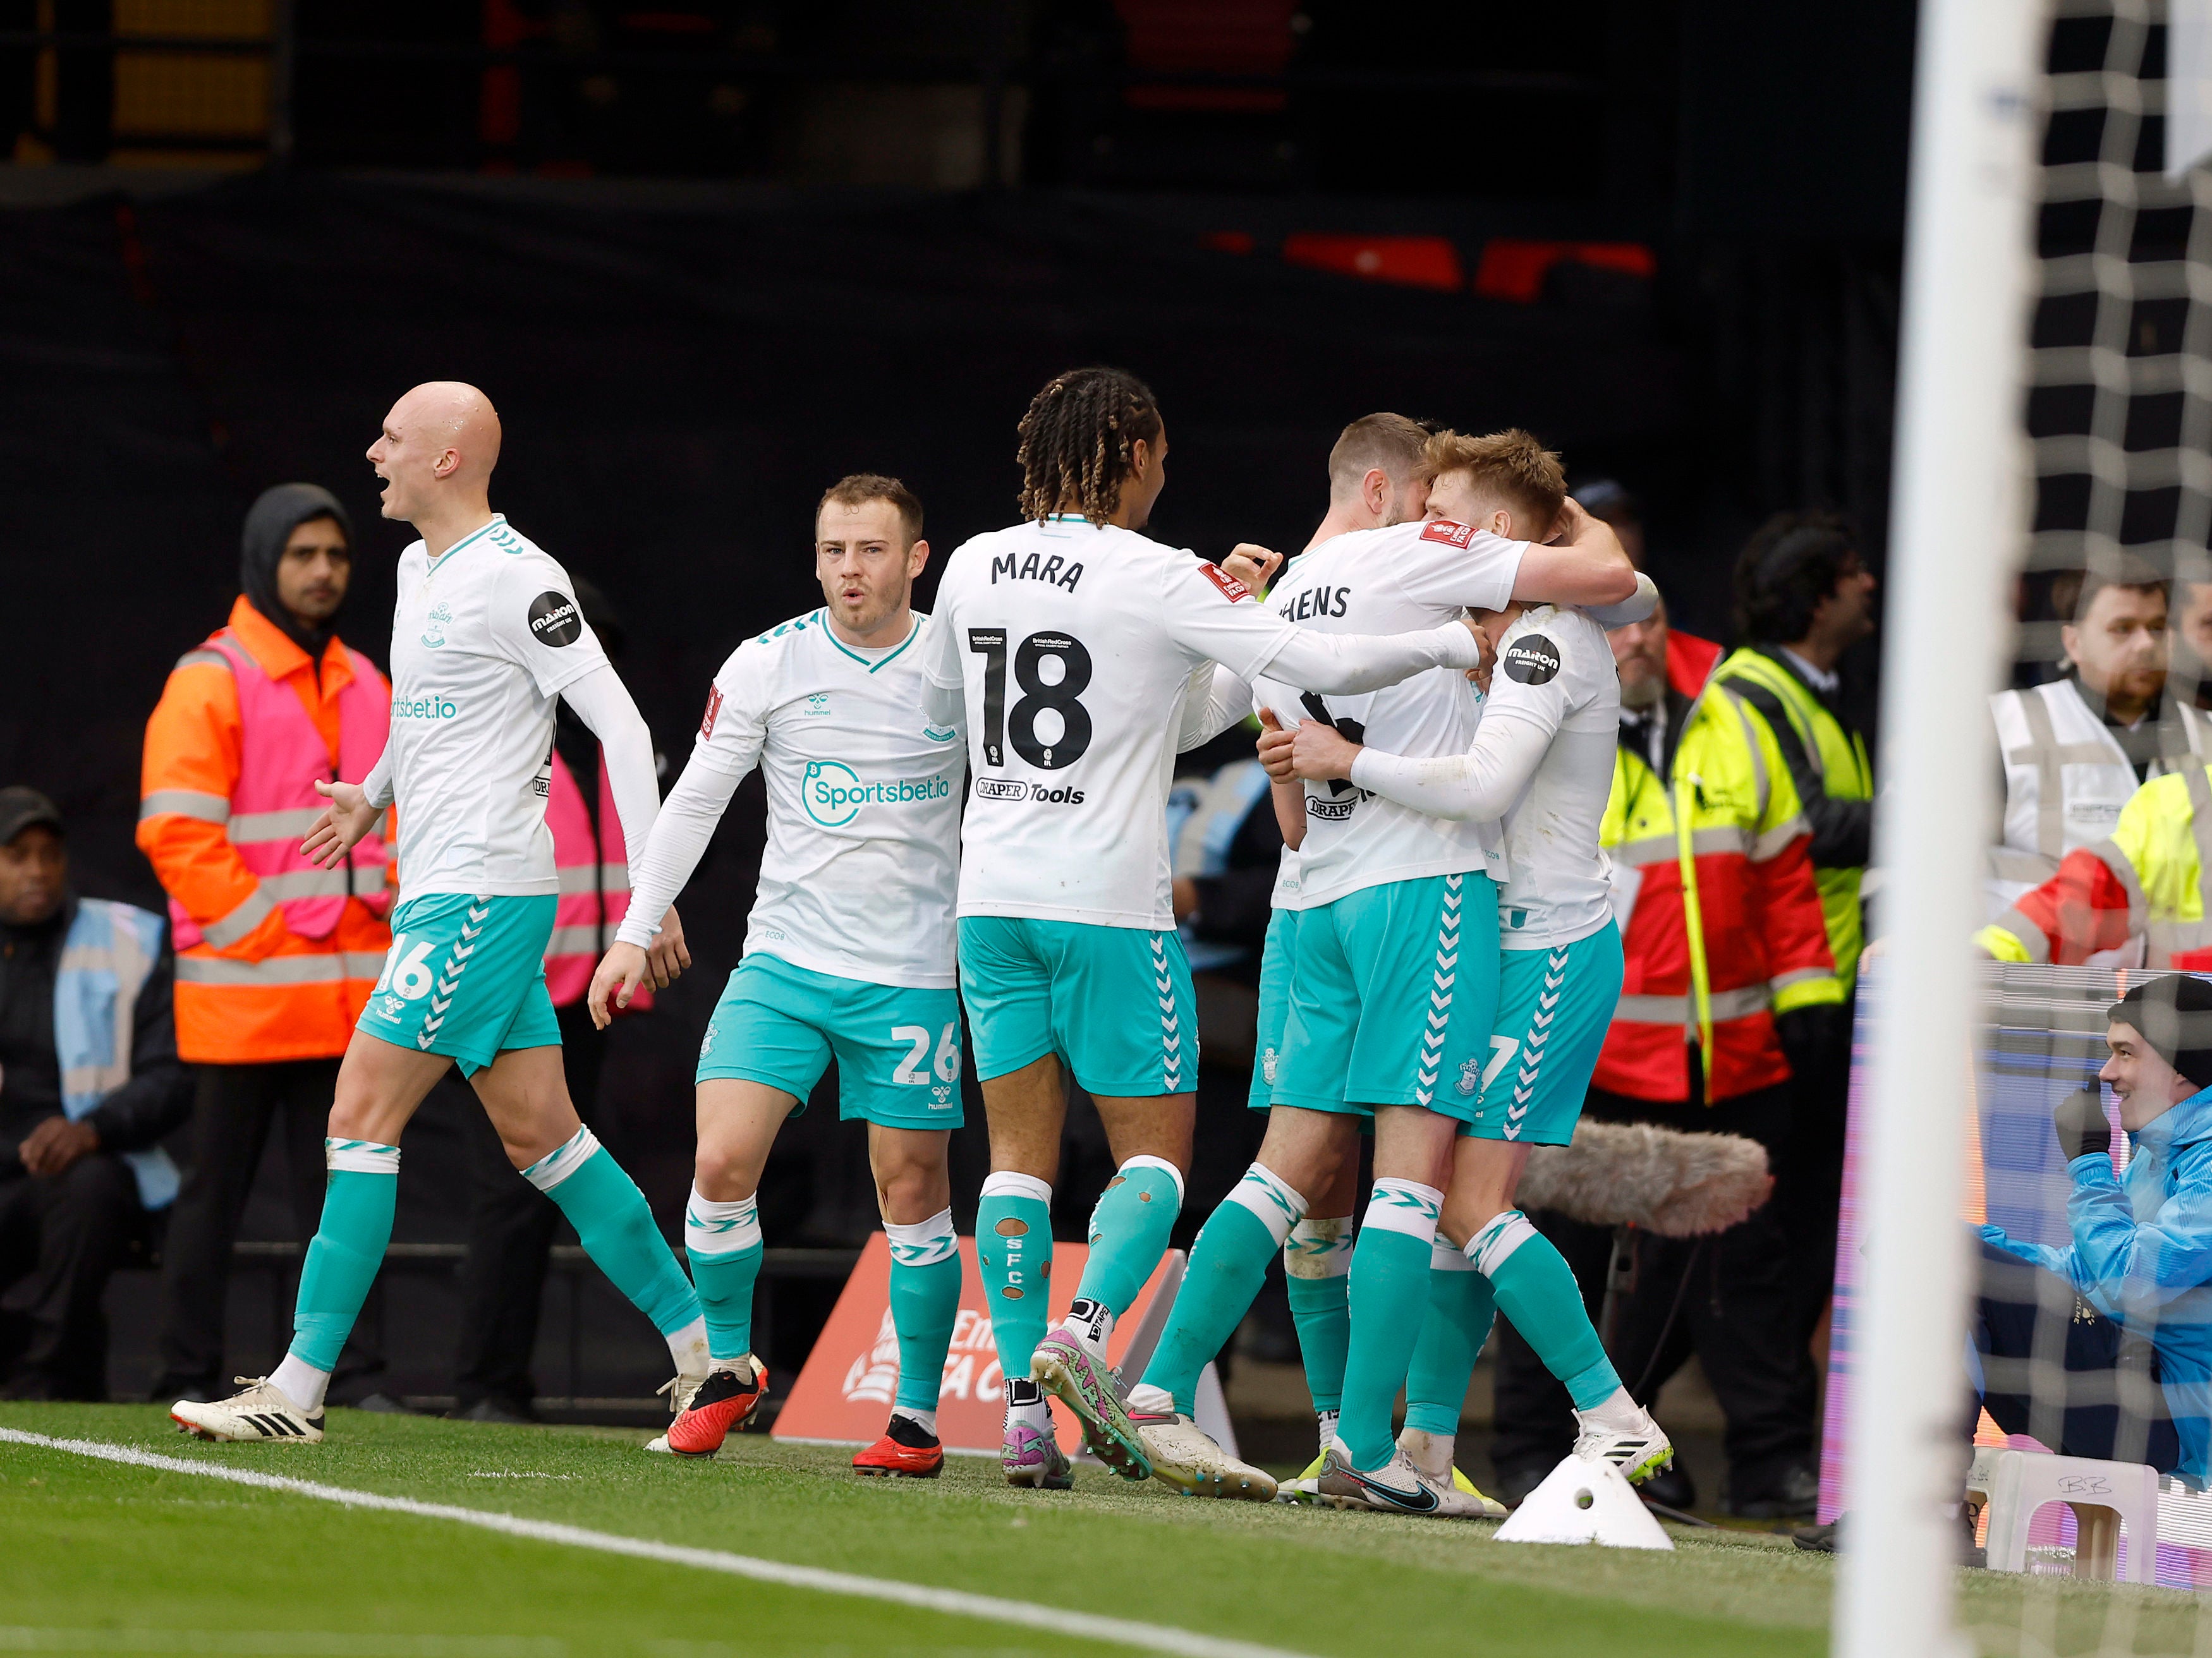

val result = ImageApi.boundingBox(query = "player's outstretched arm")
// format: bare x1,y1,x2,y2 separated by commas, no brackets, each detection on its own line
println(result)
1339,718,1553,821
1510,496,1637,607
1258,614,1487,695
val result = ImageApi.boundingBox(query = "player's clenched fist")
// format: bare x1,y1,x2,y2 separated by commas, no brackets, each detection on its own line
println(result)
1286,717,1361,782
1255,707,1296,780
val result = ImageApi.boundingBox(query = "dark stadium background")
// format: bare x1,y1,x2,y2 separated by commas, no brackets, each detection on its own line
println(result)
0,0,1913,1409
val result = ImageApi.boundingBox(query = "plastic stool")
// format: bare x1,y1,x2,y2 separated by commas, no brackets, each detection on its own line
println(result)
1966,1446,2159,1582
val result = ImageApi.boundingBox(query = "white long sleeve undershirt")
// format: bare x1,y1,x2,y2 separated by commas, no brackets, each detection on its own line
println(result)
557,663,664,880
1346,711,1554,822
614,746,736,949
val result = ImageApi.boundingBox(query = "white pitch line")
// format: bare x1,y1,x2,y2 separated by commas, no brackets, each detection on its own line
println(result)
0,1430,1304,1658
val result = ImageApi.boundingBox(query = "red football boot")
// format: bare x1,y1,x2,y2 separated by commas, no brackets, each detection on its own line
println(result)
658,1360,768,1459
852,1414,945,1478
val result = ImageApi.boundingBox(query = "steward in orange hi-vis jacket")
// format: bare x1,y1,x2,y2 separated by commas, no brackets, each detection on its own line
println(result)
139,484,394,1401
140,559,393,1058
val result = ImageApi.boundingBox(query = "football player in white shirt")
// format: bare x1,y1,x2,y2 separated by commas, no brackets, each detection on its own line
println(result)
1275,456,1674,1501
590,475,969,1475
1125,412,1436,1498
173,383,705,1445
1128,430,1651,1514
922,367,1508,1485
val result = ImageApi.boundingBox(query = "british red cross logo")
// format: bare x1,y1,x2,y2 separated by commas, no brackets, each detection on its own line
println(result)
1421,519,1476,548
1196,561,1251,602
699,684,724,739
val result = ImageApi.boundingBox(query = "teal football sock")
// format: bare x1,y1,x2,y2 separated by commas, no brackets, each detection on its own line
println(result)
1402,1239,1497,1437
528,1129,701,1338
1470,1209,1620,1410
1336,1179,1445,1470
976,1171,1054,1400
886,1209,963,1414
1284,1216,1353,1415
684,1184,763,1364
290,1141,401,1372
1073,1155,1184,1318
1140,1164,1306,1416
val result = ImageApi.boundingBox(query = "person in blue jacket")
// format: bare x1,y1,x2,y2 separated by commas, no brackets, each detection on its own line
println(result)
1977,972,2212,1480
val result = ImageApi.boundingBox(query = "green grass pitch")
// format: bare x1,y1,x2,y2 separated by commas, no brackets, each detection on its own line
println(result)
0,1405,2203,1657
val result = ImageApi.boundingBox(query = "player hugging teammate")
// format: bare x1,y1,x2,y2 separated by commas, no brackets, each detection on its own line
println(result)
179,367,1672,1520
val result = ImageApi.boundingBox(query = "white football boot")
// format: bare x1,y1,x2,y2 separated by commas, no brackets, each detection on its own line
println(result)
1397,1427,1508,1519
1572,1395,1674,1486
171,1377,324,1443
1134,1412,1277,1501
1315,1436,1497,1518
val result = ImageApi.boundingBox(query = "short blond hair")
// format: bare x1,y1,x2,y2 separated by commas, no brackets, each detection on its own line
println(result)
1418,428,1565,535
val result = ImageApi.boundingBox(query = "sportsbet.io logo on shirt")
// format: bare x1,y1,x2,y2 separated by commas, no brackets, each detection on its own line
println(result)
392,693,459,721
801,759,953,828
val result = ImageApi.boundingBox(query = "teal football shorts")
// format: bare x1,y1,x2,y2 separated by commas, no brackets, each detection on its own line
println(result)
957,915,1196,1098
356,892,561,1077
1270,871,1500,1123
696,952,964,1129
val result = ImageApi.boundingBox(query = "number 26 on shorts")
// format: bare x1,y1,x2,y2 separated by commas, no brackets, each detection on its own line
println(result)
891,1022,961,1086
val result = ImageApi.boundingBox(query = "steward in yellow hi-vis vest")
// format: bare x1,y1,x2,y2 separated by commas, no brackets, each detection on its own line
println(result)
1711,513,1877,998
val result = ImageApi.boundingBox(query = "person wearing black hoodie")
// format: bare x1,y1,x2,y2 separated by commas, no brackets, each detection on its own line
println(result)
140,485,397,1407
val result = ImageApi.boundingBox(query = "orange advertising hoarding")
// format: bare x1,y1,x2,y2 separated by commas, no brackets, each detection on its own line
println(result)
771,1234,1186,1457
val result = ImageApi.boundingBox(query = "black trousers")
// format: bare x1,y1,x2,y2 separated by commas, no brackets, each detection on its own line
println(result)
1490,1083,1821,1498
0,1154,140,1398
1776,998,1854,1340
1972,1238,2182,1473
451,1003,606,1411
153,1058,384,1396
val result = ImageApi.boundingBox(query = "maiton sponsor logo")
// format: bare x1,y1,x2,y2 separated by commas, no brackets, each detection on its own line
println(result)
1503,633,1561,686
973,777,1086,806
801,759,953,827
527,591,583,647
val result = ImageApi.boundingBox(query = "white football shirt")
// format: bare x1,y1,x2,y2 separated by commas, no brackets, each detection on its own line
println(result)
1253,517,1527,909
634,609,964,988
1479,607,1621,948
924,517,1336,929
382,515,611,900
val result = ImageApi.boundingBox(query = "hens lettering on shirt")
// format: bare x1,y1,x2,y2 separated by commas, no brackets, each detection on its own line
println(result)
988,549,1086,592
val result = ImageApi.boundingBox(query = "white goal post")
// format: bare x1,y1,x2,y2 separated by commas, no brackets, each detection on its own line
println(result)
1836,1,2050,1655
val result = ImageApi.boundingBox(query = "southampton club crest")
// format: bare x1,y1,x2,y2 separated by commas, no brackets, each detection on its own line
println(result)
1260,1047,1279,1086
1457,1055,1481,1095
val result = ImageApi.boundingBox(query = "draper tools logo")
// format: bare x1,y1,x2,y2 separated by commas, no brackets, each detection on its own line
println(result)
801,759,953,827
